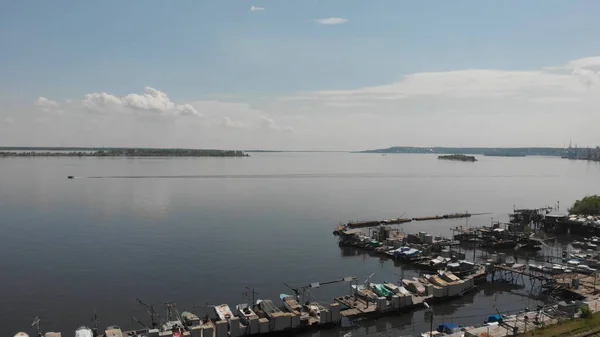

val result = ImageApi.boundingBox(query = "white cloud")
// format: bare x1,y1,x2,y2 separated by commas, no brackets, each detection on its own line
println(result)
35,97,63,114
176,104,200,116
250,6,265,12
65,99,72,103
82,87,201,117
260,116,294,133
5,117,14,124
222,116,249,129
315,18,348,25
83,92,122,112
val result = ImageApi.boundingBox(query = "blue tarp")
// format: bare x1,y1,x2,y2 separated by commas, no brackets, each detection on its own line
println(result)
487,314,503,323
437,323,459,333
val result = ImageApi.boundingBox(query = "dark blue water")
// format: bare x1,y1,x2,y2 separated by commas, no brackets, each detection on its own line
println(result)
1,153,598,336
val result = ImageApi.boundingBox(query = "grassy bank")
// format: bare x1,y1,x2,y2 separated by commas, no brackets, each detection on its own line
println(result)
522,311,600,336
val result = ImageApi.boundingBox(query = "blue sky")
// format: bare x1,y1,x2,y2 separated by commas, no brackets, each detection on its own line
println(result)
1,1,600,149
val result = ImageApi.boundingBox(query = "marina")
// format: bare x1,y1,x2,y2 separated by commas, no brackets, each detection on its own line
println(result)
23,203,600,337
6,152,600,337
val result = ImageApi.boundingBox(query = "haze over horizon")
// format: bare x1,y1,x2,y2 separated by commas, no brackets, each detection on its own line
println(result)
1,1,600,151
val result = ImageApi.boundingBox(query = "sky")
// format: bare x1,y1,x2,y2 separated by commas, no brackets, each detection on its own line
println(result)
1,0,600,151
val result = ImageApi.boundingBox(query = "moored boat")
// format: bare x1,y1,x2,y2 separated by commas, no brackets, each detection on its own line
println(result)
214,304,234,321
75,326,93,337
351,284,378,300
235,303,257,324
383,282,411,296
104,326,122,337
369,283,393,298
402,278,426,295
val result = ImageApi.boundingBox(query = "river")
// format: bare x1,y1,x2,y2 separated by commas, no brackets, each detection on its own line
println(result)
1,153,599,336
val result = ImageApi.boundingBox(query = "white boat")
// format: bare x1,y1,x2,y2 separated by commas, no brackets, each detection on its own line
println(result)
577,265,597,274
104,326,122,337
235,303,257,324
75,326,93,337
351,284,378,300
214,304,234,321
280,294,311,320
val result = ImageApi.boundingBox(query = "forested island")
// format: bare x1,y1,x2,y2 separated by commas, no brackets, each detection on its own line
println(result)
438,154,477,162
0,147,248,157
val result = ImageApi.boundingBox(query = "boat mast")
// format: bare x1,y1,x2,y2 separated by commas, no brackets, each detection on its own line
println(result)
136,298,161,329
244,286,258,306
31,317,41,337
91,310,99,337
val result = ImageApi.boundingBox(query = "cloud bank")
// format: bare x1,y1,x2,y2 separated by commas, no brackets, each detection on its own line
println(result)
82,87,201,117
2,57,600,150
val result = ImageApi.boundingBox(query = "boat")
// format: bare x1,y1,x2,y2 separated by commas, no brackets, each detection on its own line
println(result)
75,326,93,337
437,323,460,334
280,294,302,312
256,299,283,318
14,333,29,337
369,283,393,297
214,304,234,321
351,284,378,300
383,282,411,296
438,271,461,283
402,278,426,295
577,264,597,274
67,176,74,179
425,274,448,287
235,303,257,324
104,326,122,337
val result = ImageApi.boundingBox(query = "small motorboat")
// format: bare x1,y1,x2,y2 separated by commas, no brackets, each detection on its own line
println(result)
75,326,93,337
67,176,74,179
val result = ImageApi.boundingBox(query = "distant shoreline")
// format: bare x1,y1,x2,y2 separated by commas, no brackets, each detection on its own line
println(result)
0,148,247,157
359,146,566,157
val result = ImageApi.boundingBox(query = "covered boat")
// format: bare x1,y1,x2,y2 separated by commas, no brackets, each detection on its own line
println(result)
214,304,234,321
487,314,504,323
369,283,393,297
426,274,448,287
351,284,378,300
437,323,459,334
75,326,93,337
438,271,461,283
383,282,411,296
256,299,282,318
104,326,122,337
280,294,303,313
235,303,257,324
402,278,426,295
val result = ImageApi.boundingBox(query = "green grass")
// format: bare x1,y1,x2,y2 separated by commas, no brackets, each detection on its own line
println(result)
522,311,600,336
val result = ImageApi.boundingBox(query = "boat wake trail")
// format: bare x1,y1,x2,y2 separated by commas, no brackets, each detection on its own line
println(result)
82,173,557,179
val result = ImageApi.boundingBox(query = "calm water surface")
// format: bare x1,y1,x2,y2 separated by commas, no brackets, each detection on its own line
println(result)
1,153,599,336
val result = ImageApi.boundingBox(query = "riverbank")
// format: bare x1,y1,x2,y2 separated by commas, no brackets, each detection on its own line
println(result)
523,310,600,337
0,148,247,157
